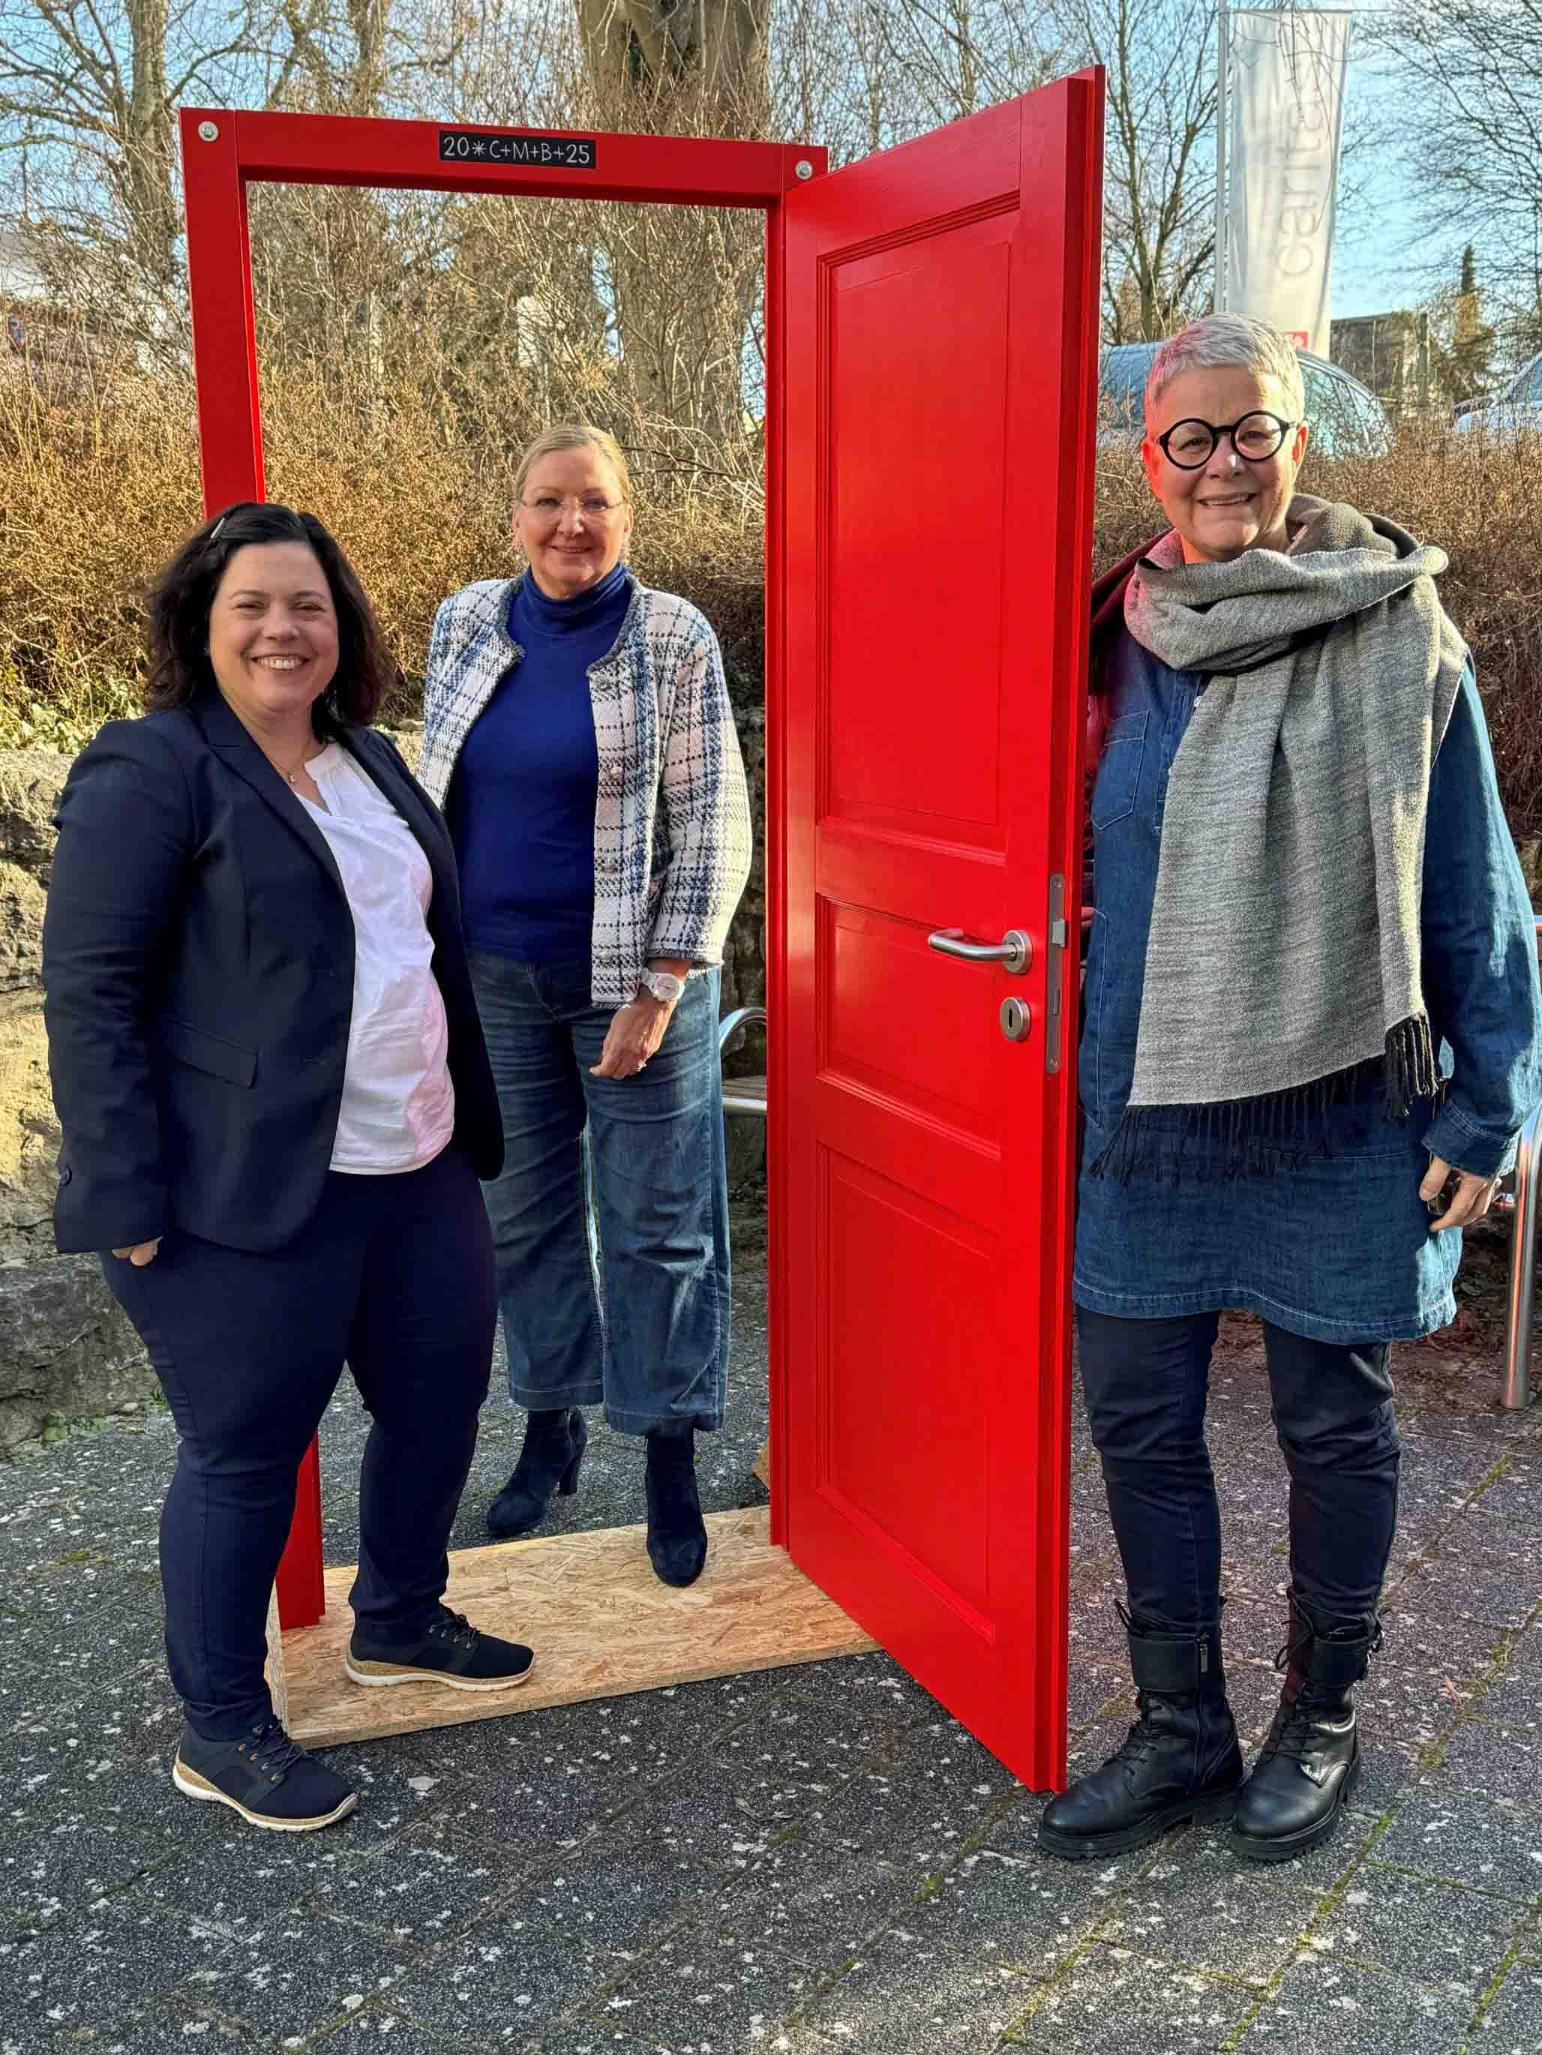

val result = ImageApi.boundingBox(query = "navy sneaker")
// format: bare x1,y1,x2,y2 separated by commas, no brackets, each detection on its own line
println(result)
172,1716,357,1831
345,1606,535,1692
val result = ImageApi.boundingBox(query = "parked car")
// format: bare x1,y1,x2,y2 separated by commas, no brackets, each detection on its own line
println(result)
1453,350,1542,435
1100,340,1393,457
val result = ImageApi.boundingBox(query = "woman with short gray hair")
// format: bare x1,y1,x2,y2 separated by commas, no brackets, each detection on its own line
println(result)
1039,313,1542,1865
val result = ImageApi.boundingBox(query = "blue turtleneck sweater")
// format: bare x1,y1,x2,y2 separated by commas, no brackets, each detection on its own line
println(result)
449,561,632,961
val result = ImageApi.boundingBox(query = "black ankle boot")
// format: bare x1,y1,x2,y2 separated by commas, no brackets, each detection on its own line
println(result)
1038,1610,1243,1860
644,1429,707,1587
1231,1593,1379,1863
487,1408,586,1539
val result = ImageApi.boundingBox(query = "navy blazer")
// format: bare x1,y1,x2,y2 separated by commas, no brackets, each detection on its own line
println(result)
43,692,503,1256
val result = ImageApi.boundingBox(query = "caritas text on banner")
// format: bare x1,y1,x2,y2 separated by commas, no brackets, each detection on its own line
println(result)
1221,8,1350,358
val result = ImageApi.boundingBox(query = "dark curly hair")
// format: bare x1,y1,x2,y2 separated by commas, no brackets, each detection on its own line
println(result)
146,502,398,730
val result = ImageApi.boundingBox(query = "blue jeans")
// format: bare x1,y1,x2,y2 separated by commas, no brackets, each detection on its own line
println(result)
468,953,730,1435
1076,1306,1401,1633
103,1146,495,1738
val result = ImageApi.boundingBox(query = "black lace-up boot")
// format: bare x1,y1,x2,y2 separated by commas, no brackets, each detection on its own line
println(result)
487,1406,587,1539
1038,1609,1243,1860
1231,1592,1379,1863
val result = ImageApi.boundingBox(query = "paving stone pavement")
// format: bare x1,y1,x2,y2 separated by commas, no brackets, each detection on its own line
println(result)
2,1206,1541,2054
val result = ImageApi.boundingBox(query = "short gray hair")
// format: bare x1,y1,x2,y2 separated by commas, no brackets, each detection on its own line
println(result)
1145,313,1306,427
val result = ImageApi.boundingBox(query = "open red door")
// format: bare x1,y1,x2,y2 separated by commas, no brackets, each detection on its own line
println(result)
772,73,1103,1790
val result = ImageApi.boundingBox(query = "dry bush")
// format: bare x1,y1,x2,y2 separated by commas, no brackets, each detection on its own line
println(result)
0,356,764,748
1314,428,1542,847
3,362,1539,857
0,357,201,747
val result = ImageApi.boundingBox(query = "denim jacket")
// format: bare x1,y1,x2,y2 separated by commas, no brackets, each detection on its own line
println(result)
1072,629,1542,1343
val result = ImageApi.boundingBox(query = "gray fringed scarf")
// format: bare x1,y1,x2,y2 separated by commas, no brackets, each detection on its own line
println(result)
1092,494,1468,1182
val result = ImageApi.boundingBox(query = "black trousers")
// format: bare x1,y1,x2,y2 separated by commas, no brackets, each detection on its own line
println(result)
1075,1306,1401,1635
105,1146,495,1739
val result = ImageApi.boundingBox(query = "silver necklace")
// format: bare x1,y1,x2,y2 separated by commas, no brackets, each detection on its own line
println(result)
274,741,319,787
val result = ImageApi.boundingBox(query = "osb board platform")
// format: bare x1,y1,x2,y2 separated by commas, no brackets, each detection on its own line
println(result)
280,1505,877,1748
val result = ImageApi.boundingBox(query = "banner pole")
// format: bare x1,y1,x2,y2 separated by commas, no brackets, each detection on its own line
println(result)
1214,0,1229,315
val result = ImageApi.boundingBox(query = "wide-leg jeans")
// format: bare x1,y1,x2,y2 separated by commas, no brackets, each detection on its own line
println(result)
1075,1305,1401,1633
468,952,730,1436
103,1145,495,1739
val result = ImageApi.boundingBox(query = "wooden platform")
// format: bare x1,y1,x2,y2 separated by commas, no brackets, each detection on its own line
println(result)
277,1505,877,1748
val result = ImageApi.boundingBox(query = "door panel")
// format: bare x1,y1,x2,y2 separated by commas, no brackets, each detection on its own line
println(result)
775,74,1103,1788
826,221,1012,834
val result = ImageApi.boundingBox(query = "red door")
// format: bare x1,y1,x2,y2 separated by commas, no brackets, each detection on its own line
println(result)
772,73,1103,1790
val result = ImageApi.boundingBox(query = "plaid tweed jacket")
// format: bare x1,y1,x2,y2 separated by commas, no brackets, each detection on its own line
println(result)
419,573,752,1007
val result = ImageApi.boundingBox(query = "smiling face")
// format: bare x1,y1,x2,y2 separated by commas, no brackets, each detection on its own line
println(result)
513,443,633,598
207,541,339,734
1142,363,1310,563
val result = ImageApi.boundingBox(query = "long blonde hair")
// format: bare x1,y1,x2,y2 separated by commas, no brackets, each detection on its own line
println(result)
513,423,633,506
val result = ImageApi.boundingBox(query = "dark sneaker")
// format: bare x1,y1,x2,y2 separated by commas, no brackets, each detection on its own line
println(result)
172,1717,357,1832
345,1606,535,1692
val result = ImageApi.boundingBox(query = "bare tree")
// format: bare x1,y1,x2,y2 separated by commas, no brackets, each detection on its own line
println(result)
870,0,1055,132
567,3,770,443
1373,1,1542,359
1048,0,1215,342
0,0,264,319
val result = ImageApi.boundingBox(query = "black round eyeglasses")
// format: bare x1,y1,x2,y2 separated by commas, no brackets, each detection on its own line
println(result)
1156,411,1295,469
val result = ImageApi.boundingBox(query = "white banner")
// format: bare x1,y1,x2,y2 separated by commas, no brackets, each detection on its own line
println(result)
1222,9,1350,357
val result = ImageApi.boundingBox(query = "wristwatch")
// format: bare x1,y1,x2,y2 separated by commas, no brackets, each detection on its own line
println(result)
638,968,685,1006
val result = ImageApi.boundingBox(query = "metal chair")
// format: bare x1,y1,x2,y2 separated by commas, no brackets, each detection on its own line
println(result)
1493,916,1542,1409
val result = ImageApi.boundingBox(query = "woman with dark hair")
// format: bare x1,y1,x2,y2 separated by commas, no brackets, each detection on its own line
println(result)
43,502,534,1835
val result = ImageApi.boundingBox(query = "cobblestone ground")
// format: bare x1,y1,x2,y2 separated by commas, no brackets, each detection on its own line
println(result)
2,1203,1540,2054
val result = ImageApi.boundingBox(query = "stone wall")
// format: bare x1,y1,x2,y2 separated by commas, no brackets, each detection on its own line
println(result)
0,749,152,1449
0,675,768,1450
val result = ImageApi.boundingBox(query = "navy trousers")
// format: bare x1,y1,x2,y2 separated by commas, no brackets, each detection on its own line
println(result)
104,1146,495,1739
1075,1306,1401,1634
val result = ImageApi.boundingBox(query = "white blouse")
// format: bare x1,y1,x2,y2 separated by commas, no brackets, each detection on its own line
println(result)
297,744,456,1174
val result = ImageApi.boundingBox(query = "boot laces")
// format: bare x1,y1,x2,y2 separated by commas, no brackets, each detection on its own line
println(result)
240,1716,306,1782
427,1607,480,1652
1261,1614,1379,1763
1108,1693,1166,1773
1261,1676,1322,1763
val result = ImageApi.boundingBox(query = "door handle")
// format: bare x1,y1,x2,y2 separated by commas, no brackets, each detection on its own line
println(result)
927,927,1032,975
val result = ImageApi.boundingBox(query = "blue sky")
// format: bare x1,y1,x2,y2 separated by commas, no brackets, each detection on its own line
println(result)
1323,7,1468,323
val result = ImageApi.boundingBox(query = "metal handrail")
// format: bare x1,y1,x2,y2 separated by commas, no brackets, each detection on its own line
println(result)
719,1006,767,1120
1499,916,1542,1408
718,1005,767,1055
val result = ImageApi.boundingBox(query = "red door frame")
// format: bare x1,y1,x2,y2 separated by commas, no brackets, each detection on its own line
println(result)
179,107,826,1629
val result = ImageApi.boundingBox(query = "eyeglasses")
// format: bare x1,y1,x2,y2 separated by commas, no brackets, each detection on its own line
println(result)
519,495,627,523
1156,412,1296,469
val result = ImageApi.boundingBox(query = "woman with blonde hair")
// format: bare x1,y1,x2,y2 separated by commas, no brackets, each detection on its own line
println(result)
420,425,751,1586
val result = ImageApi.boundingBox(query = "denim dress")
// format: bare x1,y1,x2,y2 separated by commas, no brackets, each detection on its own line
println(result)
1074,629,1542,1344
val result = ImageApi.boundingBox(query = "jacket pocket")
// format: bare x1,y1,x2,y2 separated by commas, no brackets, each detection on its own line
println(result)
159,1016,257,1088
1090,710,1149,831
